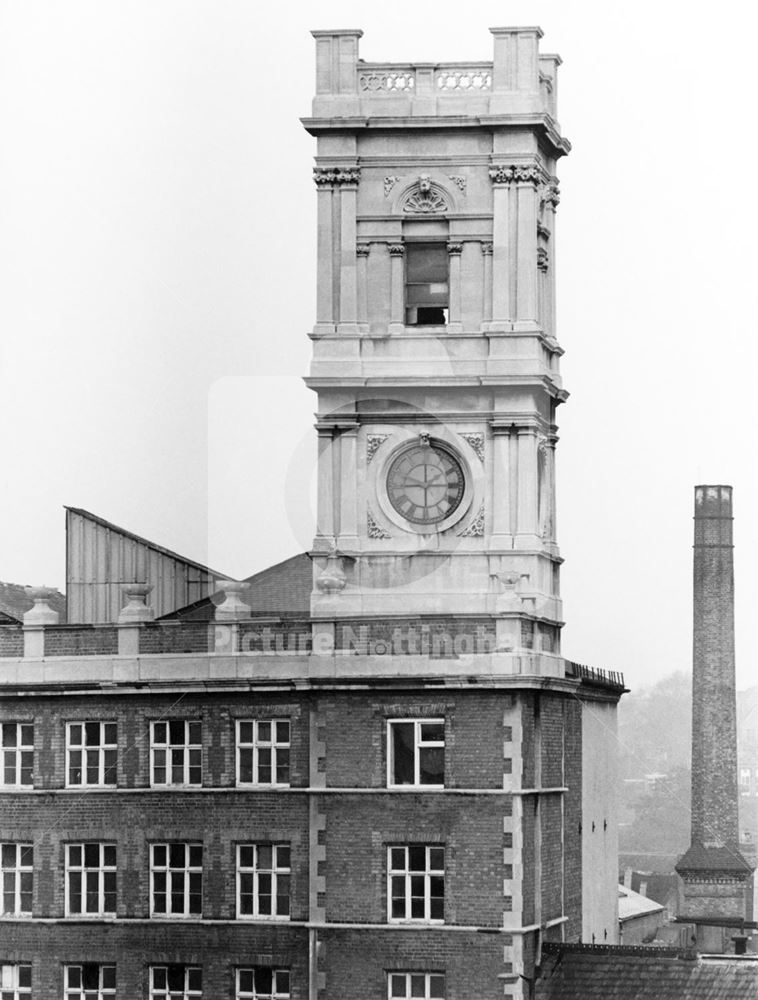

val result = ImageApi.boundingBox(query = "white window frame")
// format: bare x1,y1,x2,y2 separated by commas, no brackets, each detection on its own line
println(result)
236,843,290,920
63,963,116,999
236,719,290,787
387,845,444,924
150,965,202,999
66,721,118,788
150,843,203,917
387,719,445,788
1,842,33,916
0,962,32,998
236,968,290,1000
150,720,202,787
65,843,116,917
388,972,445,1000
0,723,33,787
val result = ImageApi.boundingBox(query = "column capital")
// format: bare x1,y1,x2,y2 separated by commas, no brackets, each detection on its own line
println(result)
313,166,361,188
481,241,493,255
447,242,463,255
489,163,545,187
356,243,371,257
388,243,405,256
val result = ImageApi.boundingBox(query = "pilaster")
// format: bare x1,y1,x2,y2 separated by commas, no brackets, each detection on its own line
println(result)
447,242,463,333
388,243,405,334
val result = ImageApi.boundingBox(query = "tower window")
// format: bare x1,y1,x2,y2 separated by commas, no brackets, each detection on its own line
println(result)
405,243,448,325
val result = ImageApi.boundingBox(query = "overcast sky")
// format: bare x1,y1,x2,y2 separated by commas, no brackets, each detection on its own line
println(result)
0,1,755,690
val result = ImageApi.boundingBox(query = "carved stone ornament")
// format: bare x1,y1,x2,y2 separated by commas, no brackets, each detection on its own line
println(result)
366,434,389,463
512,165,542,185
316,550,348,593
545,182,560,207
489,164,543,187
488,165,514,185
458,504,485,537
447,242,463,256
313,166,361,187
384,175,402,196
356,243,371,257
402,174,450,214
537,247,549,272
461,433,485,463
367,508,391,539
388,243,405,257
537,221,551,240
481,242,493,255
448,175,467,194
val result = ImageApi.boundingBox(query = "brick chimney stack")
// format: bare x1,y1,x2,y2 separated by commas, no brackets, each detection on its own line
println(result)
675,485,754,951
691,484,738,848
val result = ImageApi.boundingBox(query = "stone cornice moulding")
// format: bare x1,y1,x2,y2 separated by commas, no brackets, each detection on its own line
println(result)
313,166,361,187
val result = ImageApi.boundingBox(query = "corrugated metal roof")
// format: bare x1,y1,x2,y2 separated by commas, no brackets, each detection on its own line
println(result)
65,507,231,624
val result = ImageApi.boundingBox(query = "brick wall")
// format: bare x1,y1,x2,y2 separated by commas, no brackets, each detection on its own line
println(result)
0,626,23,656
322,927,504,1000
1,923,308,999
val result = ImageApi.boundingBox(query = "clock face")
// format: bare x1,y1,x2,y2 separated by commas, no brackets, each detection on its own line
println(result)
386,444,465,525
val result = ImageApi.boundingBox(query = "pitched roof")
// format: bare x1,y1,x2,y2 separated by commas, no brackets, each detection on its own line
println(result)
676,844,754,876
160,552,312,621
618,885,665,922
536,944,758,999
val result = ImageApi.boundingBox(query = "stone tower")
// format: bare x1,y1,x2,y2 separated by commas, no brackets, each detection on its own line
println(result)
305,27,566,662
676,485,754,951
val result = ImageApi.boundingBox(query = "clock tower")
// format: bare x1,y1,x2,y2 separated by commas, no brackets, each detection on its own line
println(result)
304,27,567,658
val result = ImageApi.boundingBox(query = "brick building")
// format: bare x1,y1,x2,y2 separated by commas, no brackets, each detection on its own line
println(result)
0,27,626,1000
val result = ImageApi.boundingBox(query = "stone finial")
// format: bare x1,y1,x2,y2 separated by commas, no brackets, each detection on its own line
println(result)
23,586,59,626
215,580,252,622
118,584,155,624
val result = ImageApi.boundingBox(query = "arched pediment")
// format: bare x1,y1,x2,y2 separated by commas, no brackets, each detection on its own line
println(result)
389,173,458,216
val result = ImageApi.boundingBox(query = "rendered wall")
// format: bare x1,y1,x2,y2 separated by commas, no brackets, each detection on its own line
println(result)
581,699,619,943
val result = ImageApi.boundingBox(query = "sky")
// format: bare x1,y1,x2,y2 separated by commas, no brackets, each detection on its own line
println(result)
0,1,756,690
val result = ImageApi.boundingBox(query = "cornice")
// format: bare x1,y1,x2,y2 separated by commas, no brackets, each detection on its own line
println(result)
302,114,571,157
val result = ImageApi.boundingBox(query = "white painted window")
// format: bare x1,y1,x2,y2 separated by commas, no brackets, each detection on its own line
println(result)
0,963,31,998
237,843,290,919
150,966,202,999
387,720,444,787
64,964,115,999
66,722,117,787
236,968,290,999
65,844,116,916
1,843,33,915
388,973,445,999
150,721,202,786
0,724,33,787
150,843,202,917
388,845,444,922
236,720,290,786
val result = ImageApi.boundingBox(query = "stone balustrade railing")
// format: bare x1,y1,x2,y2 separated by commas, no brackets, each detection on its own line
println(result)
356,62,494,96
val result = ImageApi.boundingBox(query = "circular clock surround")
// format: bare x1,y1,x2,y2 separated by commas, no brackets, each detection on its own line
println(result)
384,439,467,529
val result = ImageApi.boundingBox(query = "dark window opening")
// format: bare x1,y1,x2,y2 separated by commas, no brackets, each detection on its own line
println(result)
405,243,448,326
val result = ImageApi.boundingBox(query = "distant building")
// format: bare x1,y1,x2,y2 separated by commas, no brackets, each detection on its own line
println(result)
617,885,665,945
